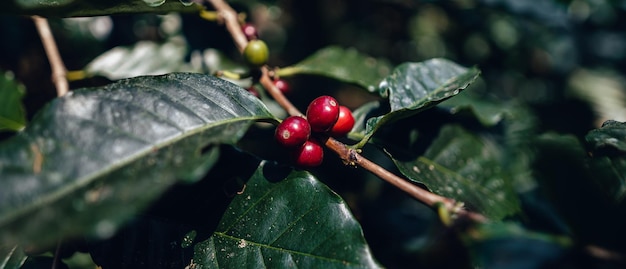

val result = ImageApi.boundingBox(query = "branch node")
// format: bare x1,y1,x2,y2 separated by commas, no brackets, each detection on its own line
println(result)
346,149,358,167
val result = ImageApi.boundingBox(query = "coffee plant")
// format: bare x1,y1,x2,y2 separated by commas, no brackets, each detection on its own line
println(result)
1,0,626,268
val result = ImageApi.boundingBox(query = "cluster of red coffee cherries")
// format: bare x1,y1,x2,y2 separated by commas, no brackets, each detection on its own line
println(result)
241,23,354,167
274,96,355,167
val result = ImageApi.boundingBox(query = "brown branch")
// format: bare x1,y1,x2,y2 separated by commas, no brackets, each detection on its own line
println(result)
206,0,487,224
32,16,69,97
585,245,625,264
207,0,248,53
260,68,302,116
51,240,63,269
206,0,302,116
324,136,487,223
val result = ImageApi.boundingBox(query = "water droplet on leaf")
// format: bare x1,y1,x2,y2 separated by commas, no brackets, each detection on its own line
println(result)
143,0,166,7
179,0,194,6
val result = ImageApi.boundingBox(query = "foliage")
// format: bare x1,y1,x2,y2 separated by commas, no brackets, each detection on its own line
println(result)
193,162,380,268
0,72,27,132
1,0,626,269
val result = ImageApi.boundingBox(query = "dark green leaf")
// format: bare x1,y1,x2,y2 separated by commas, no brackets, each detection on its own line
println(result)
533,133,626,249
0,72,27,132
439,89,510,127
0,73,276,247
500,107,538,191
389,124,519,220
463,222,572,269
4,0,199,17
464,222,571,245
276,46,392,91
356,59,480,148
192,162,381,269
585,121,626,203
587,157,626,204
84,40,191,80
0,245,27,269
586,120,626,153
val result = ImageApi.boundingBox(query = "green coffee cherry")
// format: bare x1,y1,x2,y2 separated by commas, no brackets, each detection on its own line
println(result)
243,40,269,67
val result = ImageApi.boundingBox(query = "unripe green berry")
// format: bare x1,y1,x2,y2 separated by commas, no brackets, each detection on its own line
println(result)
243,40,269,67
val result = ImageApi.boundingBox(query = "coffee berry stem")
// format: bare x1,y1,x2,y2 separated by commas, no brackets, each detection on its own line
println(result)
206,0,487,224
214,70,242,80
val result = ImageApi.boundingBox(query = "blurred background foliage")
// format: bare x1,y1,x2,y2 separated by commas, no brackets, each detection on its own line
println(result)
1,0,626,268
2,0,625,136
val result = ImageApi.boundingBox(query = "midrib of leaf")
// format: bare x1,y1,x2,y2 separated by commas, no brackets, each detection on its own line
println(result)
266,205,319,246
219,181,284,233
211,232,359,266
220,183,323,246
0,115,262,227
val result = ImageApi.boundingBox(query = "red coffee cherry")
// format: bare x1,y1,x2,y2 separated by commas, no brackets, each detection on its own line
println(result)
241,23,258,40
273,79,290,94
306,95,340,132
292,139,324,167
329,106,355,137
274,116,311,147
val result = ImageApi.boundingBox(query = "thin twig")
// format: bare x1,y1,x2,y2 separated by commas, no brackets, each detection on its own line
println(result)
586,245,625,263
324,137,487,223
206,0,302,116
206,0,487,223
33,16,69,97
207,0,248,53
260,68,302,116
51,240,62,269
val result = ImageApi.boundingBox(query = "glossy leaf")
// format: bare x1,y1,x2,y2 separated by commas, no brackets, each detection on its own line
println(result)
0,73,276,247
276,46,392,91
500,106,538,192
389,124,519,220
463,222,572,269
356,59,481,147
4,0,199,17
533,133,626,248
0,72,27,132
586,120,626,203
0,245,27,269
587,157,626,204
84,40,191,80
192,162,381,269
586,120,626,153
439,89,511,127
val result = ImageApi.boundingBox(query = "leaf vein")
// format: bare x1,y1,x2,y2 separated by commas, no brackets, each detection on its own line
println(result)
214,232,357,266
